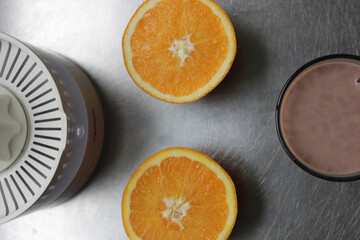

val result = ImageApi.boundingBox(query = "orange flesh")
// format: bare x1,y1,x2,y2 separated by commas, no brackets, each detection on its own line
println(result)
129,157,229,240
131,0,229,97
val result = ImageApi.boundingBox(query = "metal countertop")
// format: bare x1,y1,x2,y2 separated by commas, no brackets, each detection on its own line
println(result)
0,0,360,239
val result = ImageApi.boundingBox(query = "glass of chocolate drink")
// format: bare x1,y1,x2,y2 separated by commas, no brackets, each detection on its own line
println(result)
276,54,360,181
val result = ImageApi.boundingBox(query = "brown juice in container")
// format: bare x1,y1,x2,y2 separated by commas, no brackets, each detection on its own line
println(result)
277,55,360,180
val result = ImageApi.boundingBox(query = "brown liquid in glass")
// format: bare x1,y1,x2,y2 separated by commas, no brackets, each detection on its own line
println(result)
281,60,360,177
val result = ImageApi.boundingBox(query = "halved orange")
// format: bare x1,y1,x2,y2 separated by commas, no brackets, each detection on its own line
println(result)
123,0,237,103
122,147,237,240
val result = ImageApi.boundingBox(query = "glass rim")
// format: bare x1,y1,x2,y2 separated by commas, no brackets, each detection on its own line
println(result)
275,54,360,182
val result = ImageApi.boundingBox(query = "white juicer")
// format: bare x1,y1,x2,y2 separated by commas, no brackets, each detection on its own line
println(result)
0,32,104,224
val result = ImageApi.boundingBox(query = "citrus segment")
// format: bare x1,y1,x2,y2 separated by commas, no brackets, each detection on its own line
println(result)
122,148,237,240
123,0,237,103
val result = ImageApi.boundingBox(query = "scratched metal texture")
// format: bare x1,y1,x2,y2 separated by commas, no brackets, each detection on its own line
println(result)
0,0,359,239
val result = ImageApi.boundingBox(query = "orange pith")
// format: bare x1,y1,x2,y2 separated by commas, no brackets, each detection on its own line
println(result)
122,148,237,240
123,0,237,103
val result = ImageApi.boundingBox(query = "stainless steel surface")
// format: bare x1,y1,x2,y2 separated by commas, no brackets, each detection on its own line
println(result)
0,0,359,239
